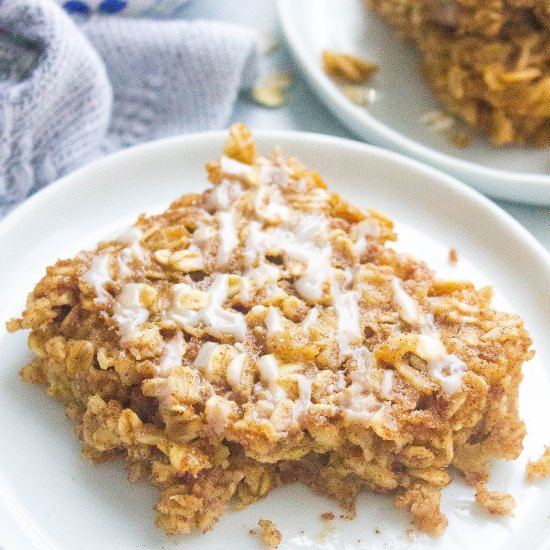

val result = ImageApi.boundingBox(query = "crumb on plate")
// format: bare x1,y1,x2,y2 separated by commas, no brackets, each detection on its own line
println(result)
448,248,458,264
258,519,282,548
475,482,516,516
526,446,550,481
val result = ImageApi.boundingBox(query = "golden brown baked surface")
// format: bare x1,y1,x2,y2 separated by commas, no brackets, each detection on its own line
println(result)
8,124,532,537
365,0,550,145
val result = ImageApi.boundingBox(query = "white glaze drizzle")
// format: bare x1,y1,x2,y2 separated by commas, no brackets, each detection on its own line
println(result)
249,304,267,316
220,155,253,177
247,263,282,282
254,185,291,222
206,179,244,213
414,334,467,394
205,395,234,435
167,274,247,341
82,253,112,301
391,281,467,395
158,332,184,372
226,352,247,391
216,210,238,266
117,227,146,263
243,214,333,302
380,369,394,399
113,283,150,342
301,307,319,331
258,159,290,188
207,181,229,211
82,227,148,302
116,256,133,278
257,354,286,402
353,219,380,256
338,346,381,420
292,374,313,421
392,276,420,325
243,221,266,267
192,224,216,249
193,341,220,374
294,247,332,301
340,392,381,421
354,348,373,384
333,290,362,358
265,306,283,335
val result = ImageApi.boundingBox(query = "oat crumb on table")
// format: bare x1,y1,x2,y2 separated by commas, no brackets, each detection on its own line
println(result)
320,512,335,521
526,446,550,481
341,84,376,107
261,31,279,55
322,49,378,84
252,71,293,109
475,482,516,516
258,519,282,548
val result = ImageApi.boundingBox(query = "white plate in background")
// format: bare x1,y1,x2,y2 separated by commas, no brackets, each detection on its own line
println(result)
1,131,550,549
278,0,550,205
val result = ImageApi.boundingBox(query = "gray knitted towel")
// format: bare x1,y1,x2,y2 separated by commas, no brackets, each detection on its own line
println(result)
0,0,260,215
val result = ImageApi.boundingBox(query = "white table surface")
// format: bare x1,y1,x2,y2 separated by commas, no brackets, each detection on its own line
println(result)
179,0,550,252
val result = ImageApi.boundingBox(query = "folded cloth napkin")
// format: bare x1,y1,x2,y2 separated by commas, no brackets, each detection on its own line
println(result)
59,0,189,16
0,0,260,216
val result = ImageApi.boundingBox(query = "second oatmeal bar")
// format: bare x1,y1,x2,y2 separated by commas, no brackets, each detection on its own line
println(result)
365,0,550,145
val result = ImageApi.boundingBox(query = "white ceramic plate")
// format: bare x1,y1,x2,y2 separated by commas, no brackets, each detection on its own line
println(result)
278,0,550,205
1,131,550,550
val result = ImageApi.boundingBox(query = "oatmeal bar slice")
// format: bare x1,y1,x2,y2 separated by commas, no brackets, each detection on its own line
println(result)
8,124,532,536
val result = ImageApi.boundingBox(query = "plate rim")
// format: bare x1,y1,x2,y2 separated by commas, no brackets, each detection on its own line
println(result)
277,0,550,205
1,128,550,550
